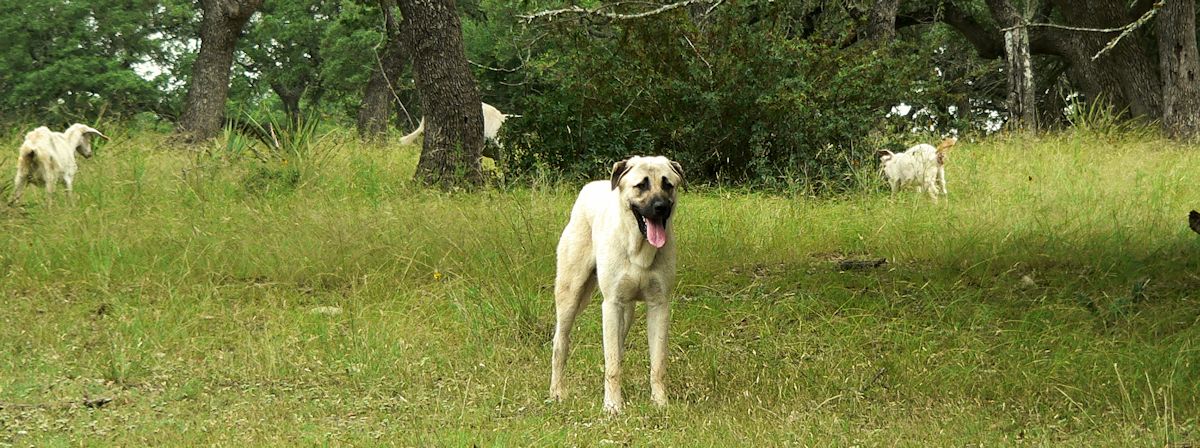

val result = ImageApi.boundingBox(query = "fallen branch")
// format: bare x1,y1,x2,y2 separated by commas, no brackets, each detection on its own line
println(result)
520,0,718,23
837,258,888,271
0,397,114,411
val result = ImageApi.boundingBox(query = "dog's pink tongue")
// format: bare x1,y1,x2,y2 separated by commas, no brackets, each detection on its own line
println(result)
646,220,667,248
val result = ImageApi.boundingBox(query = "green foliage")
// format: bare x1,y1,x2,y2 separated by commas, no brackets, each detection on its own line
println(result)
319,0,418,121
0,0,194,123
493,1,962,189
236,0,343,117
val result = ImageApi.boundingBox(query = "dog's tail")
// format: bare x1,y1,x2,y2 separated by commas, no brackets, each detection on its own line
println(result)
935,137,957,165
399,118,424,146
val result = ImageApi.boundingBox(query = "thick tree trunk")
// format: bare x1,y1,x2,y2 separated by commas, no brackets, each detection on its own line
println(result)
866,0,899,41
1157,0,1200,140
178,0,263,141
398,0,484,187
909,0,1163,121
1047,0,1161,118
357,0,409,139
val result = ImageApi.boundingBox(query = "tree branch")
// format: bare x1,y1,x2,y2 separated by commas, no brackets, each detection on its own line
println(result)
998,0,1164,60
519,0,719,23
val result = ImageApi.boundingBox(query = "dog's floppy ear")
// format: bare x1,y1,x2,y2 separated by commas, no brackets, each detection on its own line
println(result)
669,161,685,188
610,158,632,190
1190,210,1200,235
876,150,894,160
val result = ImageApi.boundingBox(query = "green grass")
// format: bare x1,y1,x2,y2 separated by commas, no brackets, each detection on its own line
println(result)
1,128,1198,446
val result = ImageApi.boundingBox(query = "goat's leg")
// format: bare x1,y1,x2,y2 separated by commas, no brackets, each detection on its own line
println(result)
43,177,55,207
63,174,76,206
9,173,25,206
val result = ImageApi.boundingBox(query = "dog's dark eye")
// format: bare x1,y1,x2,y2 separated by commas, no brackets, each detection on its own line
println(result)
635,177,650,191
661,177,674,191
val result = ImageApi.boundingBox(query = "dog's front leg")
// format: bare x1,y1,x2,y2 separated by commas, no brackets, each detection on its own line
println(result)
618,303,634,362
647,300,670,407
602,299,625,414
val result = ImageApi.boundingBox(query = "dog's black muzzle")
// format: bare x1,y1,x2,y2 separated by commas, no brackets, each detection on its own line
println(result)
632,197,673,236
644,198,673,222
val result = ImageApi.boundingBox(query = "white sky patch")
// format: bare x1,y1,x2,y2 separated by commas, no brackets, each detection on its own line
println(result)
133,60,164,79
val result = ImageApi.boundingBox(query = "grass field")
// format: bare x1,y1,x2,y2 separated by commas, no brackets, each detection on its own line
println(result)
1,126,1198,446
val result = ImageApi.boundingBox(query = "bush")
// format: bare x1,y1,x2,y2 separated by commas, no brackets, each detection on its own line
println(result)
490,0,961,190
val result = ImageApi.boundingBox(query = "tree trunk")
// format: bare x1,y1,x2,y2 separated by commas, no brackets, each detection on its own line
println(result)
987,0,1037,130
910,0,1164,121
1157,0,1200,140
866,0,899,41
271,82,303,126
178,0,264,141
357,0,409,139
1047,0,1161,118
1003,27,1038,129
398,0,484,187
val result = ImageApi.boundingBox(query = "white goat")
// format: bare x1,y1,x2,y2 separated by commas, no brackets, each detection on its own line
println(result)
878,137,957,200
399,102,516,149
10,123,107,205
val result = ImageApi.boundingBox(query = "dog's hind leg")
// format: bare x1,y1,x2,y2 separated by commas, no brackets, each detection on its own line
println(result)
938,166,948,196
550,258,596,402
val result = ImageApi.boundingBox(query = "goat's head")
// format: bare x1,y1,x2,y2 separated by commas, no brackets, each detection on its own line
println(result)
65,123,107,159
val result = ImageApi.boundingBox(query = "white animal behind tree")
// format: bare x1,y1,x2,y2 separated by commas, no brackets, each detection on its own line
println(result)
399,102,517,150
10,123,107,205
877,137,957,200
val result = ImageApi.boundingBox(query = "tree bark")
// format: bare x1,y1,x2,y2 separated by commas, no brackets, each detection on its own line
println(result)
901,0,1163,121
271,82,303,126
986,0,1037,130
1048,0,1161,119
398,0,484,187
1002,26,1038,129
1157,0,1200,140
358,0,409,139
866,0,899,41
178,0,264,141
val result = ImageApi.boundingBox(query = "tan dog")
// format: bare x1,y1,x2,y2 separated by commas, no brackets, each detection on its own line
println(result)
550,155,684,414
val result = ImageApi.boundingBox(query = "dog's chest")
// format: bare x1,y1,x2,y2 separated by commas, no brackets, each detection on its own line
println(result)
628,242,659,269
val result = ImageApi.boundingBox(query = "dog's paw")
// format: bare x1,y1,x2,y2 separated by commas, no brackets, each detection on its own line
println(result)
603,401,622,415
547,388,564,403
652,394,668,408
